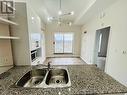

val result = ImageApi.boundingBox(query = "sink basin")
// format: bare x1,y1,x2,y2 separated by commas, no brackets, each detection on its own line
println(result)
14,67,71,88
15,69,47,87
45,68,71,88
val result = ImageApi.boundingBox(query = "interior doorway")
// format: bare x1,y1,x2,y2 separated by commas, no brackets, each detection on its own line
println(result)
54,33,73,54
94,27,110,71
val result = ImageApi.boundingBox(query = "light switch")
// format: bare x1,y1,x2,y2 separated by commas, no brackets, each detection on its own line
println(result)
122,51,127,54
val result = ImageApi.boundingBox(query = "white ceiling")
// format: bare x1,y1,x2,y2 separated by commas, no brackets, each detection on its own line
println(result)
28,0,118,26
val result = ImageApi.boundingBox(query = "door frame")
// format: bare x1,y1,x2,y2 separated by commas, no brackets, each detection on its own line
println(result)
93,26,110,71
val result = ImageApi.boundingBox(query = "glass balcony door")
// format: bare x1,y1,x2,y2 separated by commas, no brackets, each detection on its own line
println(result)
54,33,73,54
54,33,64,53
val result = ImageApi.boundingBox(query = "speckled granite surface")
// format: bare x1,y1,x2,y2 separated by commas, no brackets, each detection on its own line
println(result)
0,65,127,95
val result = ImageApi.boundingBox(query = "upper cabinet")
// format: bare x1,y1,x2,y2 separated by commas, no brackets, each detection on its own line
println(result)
0,2,19,40
0,0,18,26
10,2,44,66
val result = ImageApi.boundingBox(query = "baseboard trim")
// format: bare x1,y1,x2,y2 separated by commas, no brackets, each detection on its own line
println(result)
46,56,80,58
80,56,87,63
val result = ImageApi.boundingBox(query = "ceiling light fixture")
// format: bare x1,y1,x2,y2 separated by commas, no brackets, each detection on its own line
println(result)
58,10,62,15
58,0,62,15
47,0,74,26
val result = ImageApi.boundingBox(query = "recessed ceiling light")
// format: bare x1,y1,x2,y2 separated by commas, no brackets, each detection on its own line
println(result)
31,17,34,20
47,17,53,22
70,11,74,15
68,22,72,26
58,21,61,25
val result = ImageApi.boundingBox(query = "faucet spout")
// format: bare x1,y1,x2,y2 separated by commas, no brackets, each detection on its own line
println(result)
48,62,51,70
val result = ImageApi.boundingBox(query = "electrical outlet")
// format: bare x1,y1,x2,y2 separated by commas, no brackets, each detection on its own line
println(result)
4,57,9,65
0,57,9,66
0,57,4,66
122,51,127,54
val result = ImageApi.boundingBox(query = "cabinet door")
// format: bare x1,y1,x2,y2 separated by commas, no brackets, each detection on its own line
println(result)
0,24,13,66
0,40,13,66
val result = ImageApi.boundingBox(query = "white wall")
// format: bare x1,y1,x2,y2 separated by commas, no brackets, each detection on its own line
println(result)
41,22,46,64
41,23,46,63
11,3,31,66
45,24,82,57
41,30,46,63
81,0,127,86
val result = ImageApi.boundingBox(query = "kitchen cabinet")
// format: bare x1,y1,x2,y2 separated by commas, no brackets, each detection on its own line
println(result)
0,23,14,74
10,2,45,66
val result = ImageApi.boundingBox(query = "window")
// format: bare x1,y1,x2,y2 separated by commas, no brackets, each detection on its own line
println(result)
54,33,73,53
98,33,102,53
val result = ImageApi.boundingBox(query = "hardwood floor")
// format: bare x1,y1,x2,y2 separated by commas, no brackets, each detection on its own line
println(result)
44,57,86,65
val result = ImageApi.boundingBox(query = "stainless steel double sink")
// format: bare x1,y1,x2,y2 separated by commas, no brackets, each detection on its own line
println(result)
14,67,71,88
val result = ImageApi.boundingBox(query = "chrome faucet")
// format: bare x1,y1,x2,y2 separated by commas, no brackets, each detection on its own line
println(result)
47,62,51,70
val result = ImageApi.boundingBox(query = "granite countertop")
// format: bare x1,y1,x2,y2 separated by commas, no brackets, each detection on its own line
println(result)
0,65,127,95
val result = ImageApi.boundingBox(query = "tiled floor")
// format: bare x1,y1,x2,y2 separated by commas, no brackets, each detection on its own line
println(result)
44,57,86,65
